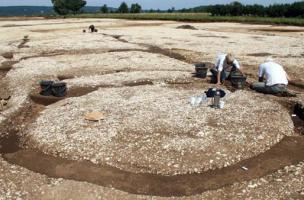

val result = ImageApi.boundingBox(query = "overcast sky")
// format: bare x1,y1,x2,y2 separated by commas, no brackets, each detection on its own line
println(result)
0,0,299,9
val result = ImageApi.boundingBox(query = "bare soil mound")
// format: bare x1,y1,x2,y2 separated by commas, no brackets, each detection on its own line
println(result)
177,25,198,30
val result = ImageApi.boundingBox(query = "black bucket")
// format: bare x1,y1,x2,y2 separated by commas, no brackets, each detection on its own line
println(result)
195,63,208,78
52,82,67,97
294,103,304,120
231,75,247,89
39,80,54,96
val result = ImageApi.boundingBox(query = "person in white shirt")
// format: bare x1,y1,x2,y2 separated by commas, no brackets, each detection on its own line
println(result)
251,58,290,94
210,53,243,85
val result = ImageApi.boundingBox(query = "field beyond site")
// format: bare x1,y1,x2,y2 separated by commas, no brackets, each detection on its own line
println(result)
66,13,304,27
0,18,304,199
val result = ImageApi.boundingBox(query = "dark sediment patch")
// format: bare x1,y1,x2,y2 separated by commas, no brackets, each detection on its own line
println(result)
107,48,145,53
166,79,211,90
176,25,198,30
0,60,19,79
57,75,75,81
102,34,129,43
285,78,304,94
29,85,116,106
1,52,14,59
251,36,264,40
272,98,304,135
253,28,304,33
165,79,193,85
29,94,65,106
112,35,128,43
247,53,273,57
0,133,21,154
147,46,189,63
194,34,228,39
2,24,32,28
0,61,19,71
17,36,30,49
0,103,44,153
1,136,304,197
123,79,154,87
102,33,193,64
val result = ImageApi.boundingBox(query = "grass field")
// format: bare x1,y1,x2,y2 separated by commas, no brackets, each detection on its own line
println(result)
67,13,304,26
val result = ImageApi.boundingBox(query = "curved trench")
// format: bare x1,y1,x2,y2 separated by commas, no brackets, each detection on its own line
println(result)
0,95,303,197
1,40,304,196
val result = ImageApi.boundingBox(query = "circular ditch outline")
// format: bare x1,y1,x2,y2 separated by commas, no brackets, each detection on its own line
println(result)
0,46,303,196
0,91,303,197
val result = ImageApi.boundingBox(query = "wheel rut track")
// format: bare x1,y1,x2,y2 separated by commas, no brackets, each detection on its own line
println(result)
0,101,303,197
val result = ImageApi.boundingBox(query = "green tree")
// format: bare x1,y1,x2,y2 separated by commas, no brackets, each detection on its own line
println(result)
51,0,86,15
228,1,243,16
63,0,86,14
100,4,109,13
118,2,129,13
130,3,142,13
51,0,69,15
286,1,304,18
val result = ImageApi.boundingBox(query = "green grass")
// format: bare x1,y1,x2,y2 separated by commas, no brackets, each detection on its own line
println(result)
66,13,304,26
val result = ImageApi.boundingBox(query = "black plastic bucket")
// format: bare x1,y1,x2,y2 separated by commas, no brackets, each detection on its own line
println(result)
39,80,54,96
294,102,304,120
195,63,208,78
231,76,247,89
52,82,67,97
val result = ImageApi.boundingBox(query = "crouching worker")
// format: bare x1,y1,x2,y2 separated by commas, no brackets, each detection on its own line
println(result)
251,58,290,94
210,53,243,85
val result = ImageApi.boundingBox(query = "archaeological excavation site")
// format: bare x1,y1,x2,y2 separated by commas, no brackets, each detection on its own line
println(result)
0,18,304,199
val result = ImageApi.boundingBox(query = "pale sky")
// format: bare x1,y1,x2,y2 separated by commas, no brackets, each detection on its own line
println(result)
0,0,299,9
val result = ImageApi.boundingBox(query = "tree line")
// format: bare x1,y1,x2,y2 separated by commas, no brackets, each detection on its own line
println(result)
206,1,304,18
51,1,142,15
51,0,304,18
101,2,142,13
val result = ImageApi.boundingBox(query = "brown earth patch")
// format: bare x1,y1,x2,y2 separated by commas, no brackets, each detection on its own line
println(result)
251,36,264,40
1,52,14,59
123,79,154,87
1,135,303,197
0,60,18,71
17,36,30,49
176,25,198,30
2,24,32,28
247,52,274,57
57,75,75,81
194,34,229,39
253,28,304,33
147,46,189,63
29,84,118,106
29,94,65,106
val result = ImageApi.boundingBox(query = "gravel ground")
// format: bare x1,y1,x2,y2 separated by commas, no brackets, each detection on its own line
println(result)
26,86,294,175
0,18,303,199
0,51,193,127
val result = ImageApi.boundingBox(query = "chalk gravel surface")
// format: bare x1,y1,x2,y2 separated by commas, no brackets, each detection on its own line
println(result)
0,18,303,199
26,86,294,175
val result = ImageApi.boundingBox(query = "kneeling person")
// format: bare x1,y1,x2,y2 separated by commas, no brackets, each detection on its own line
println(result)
251,58,290,94
210,53,243,85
